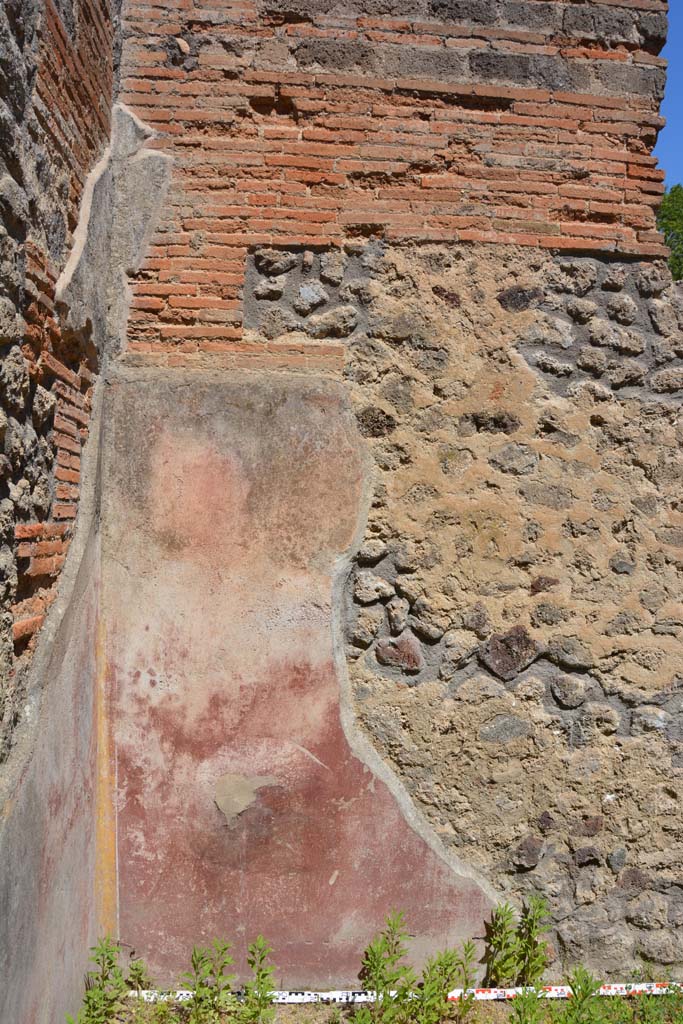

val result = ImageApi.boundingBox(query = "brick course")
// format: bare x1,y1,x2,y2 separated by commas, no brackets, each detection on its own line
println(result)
118,0,668,357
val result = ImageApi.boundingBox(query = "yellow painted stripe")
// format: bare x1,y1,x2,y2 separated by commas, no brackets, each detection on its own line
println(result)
95,615,117,936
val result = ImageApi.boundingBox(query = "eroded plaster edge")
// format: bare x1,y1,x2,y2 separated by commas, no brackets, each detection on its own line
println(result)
331,395,501,909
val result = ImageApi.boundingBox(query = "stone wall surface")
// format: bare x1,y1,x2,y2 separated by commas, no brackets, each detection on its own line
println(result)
0,0,681,1015
0,0,119,761
111,0,681,979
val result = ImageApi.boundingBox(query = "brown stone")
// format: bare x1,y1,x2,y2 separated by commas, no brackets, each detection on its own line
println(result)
375,631,425,674
478,625,540,681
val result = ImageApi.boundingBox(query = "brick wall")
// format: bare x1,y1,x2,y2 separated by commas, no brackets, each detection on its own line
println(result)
0,0,117,756
119,0,668,360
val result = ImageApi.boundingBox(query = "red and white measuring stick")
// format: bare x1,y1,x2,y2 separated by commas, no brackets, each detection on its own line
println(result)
132,982,681,1004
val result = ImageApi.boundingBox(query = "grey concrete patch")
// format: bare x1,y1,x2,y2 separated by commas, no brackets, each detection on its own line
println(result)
57,103,172,360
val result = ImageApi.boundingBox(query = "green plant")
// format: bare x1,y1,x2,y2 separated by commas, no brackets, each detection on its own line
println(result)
182,939,237,1023
483,902,520,987
631,994,669,1024
66,936,128,1024
414,947,463,1024
483,896,550,989
657,185,683,281
151,1000,174,1023
355,912,416,1024
510,987,546,1024
553,967,603,1024
517,897,550,988
127,955,153,996
240,935,277,1024
450,941,478,1024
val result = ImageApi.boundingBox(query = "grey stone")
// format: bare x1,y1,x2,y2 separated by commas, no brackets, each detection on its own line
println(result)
489,442,539,476
567,297,597,324
551,673,586,709
439,639,477,680
253,276,285,300
387,596,410,635
307,304,358,338
354,571,394,605
631,706,670,735
626,892,669,930
462,602,492,639
605,611,642,636
519,482,572,509
254,248,299,276
607,294,638,325
609,554,635,575
479,713,531,744
356,539,387,565
320,250,347,285
293,281,328,315
608,848,627,873
0,348,29,414
531,602,568,627
31,385,56,427
512,834,544,870
548,636,593,671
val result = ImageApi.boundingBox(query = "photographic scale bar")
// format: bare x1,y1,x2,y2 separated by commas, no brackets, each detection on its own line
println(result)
131,982,681,1004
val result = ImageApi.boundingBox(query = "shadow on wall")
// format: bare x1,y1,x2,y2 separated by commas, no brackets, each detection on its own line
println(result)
0,389,103,1024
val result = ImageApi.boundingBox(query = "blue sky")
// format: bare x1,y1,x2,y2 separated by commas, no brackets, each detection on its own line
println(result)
654,7,683,187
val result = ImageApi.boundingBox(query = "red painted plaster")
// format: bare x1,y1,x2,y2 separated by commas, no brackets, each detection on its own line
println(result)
103,376,490,986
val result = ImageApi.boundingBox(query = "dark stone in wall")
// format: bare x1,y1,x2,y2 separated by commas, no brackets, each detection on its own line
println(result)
261,1,667,58
517,257,683,402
